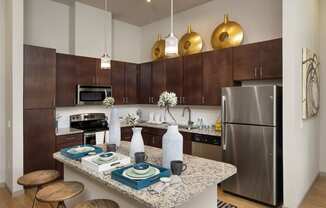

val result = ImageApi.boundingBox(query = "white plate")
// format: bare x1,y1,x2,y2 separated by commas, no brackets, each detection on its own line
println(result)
122,167,160,180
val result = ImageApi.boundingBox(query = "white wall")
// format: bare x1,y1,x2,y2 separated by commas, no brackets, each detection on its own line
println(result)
140,0,282,62
320,1,326,173
4,0,24,193
24,0,70,53
283,0,320,207
74,2,112,58
112,19,142,63
24,0,142,63
0,0,6,184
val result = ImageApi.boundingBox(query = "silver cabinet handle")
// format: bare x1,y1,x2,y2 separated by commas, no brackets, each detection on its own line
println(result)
126,97,128,104
202,97,205,104
148,97,151,104
222,95,227,150
260,65,263,79
151,97,154,104
254,67,257,79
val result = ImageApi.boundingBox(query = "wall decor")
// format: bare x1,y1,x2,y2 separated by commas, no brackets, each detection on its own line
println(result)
211,14,244,49
179,25,203,56
302,48,320,120
151,34,165,60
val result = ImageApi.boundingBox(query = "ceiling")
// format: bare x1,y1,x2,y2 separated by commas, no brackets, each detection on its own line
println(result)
77,0,213,26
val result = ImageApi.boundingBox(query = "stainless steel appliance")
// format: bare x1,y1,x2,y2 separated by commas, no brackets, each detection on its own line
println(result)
221,85,282,206
77,85,112,105
70,113,109,145
191,134,222,161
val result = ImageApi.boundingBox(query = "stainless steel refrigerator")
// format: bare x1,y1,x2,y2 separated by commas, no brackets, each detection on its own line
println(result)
221,85,283,206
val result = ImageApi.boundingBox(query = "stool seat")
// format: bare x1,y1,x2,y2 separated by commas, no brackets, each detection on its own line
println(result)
74,199,120,208
17,170,60,188
36,181,84,203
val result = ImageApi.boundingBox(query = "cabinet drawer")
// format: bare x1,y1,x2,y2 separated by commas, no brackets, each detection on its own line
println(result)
56,133,83,146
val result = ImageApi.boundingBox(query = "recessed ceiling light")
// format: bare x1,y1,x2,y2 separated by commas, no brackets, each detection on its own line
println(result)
147,0,151,2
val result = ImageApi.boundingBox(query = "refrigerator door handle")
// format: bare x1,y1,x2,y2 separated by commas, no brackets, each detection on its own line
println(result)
222,95,227,150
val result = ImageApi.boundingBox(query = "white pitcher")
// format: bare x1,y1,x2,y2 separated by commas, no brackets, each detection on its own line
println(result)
162,125,183,169
129,127,145,159
108,107,121,147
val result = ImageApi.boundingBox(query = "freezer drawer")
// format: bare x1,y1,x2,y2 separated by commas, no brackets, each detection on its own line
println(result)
222,86,281,126
222,123,279,205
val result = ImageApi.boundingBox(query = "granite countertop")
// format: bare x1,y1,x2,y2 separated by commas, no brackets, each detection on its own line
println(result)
56,128,84,136
121,122,222,137
53,141,236,208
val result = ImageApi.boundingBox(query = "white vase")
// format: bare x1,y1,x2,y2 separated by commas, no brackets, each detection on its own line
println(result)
162,125,183,169
108,107,121,147
129,127,145,158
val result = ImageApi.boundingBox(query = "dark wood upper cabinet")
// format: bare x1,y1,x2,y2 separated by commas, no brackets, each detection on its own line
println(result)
202,49,233,105
233,39,282,81
75,56,98,85
259,38,282,80
233,42,260,81
125,63,138,104
24,109,56,174
24,45,56,109
151,60,166,103
56,53,77,107
165,57,183,103
139,63,152,104
96,62,112,86
111,61,125,105
183,53,203,105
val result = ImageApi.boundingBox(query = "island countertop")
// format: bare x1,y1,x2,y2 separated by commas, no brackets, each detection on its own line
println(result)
54,142,236,208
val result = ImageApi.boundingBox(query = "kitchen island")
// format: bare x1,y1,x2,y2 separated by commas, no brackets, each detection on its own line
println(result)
53,141,236,208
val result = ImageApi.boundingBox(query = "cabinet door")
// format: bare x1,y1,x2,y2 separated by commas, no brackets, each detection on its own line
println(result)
24,45,56,109
202,49,233,105
111,61,125,105
165,57,183,104
76,56,98,85
259,39,282,80
183,53,203,105
56,53,77,107
233,43,260,81
24,109,55,174
55,134,83,178
125,63,138,104
182,132,192,154
139,63,152,104
151,60,166,103
96,61,111,86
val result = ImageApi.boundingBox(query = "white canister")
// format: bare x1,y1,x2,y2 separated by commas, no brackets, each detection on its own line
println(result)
108,107,121,147
162,125,183,169
129,127,145,159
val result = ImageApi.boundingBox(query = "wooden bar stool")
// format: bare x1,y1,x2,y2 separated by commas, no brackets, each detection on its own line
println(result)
17,170,60,208
74,199,120,208
36,181,84,208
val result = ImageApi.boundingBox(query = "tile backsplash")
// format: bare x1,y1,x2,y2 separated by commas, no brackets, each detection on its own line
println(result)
56,105,221,129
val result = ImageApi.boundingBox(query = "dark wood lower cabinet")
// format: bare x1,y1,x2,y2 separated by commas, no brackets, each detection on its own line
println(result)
55,133,83,178
24,109,56,174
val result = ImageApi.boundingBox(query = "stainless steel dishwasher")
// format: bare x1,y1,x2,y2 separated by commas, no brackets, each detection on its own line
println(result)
191,134,222,161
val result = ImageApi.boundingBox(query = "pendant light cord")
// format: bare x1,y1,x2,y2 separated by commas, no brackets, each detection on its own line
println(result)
104,0,108,53
170,0,174,35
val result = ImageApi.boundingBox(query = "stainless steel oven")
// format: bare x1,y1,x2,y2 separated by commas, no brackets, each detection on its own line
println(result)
77,85,112,105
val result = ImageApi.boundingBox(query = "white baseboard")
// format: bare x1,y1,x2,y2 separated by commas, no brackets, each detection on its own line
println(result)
3,184,24,197
319,172,326,177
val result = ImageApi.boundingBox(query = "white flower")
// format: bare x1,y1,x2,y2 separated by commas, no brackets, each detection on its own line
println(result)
103,97,115,108
125,113,138,126
158,91,177,108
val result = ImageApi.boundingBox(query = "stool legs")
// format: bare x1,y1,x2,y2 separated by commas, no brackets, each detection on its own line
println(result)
32,186,40,208
57,201,67,208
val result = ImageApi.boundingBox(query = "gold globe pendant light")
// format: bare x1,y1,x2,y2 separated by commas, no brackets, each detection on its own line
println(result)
152,34,165,60
165,0,178,57
101,0,111,69
211,14,244,49
179,25,203,56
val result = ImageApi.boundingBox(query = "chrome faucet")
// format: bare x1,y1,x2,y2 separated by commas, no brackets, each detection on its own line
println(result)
182,107,193,129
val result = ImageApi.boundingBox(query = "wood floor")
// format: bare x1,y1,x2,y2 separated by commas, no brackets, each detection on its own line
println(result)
1,176,326,208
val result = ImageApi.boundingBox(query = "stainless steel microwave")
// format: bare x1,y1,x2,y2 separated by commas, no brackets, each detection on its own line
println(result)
77,85,112,105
